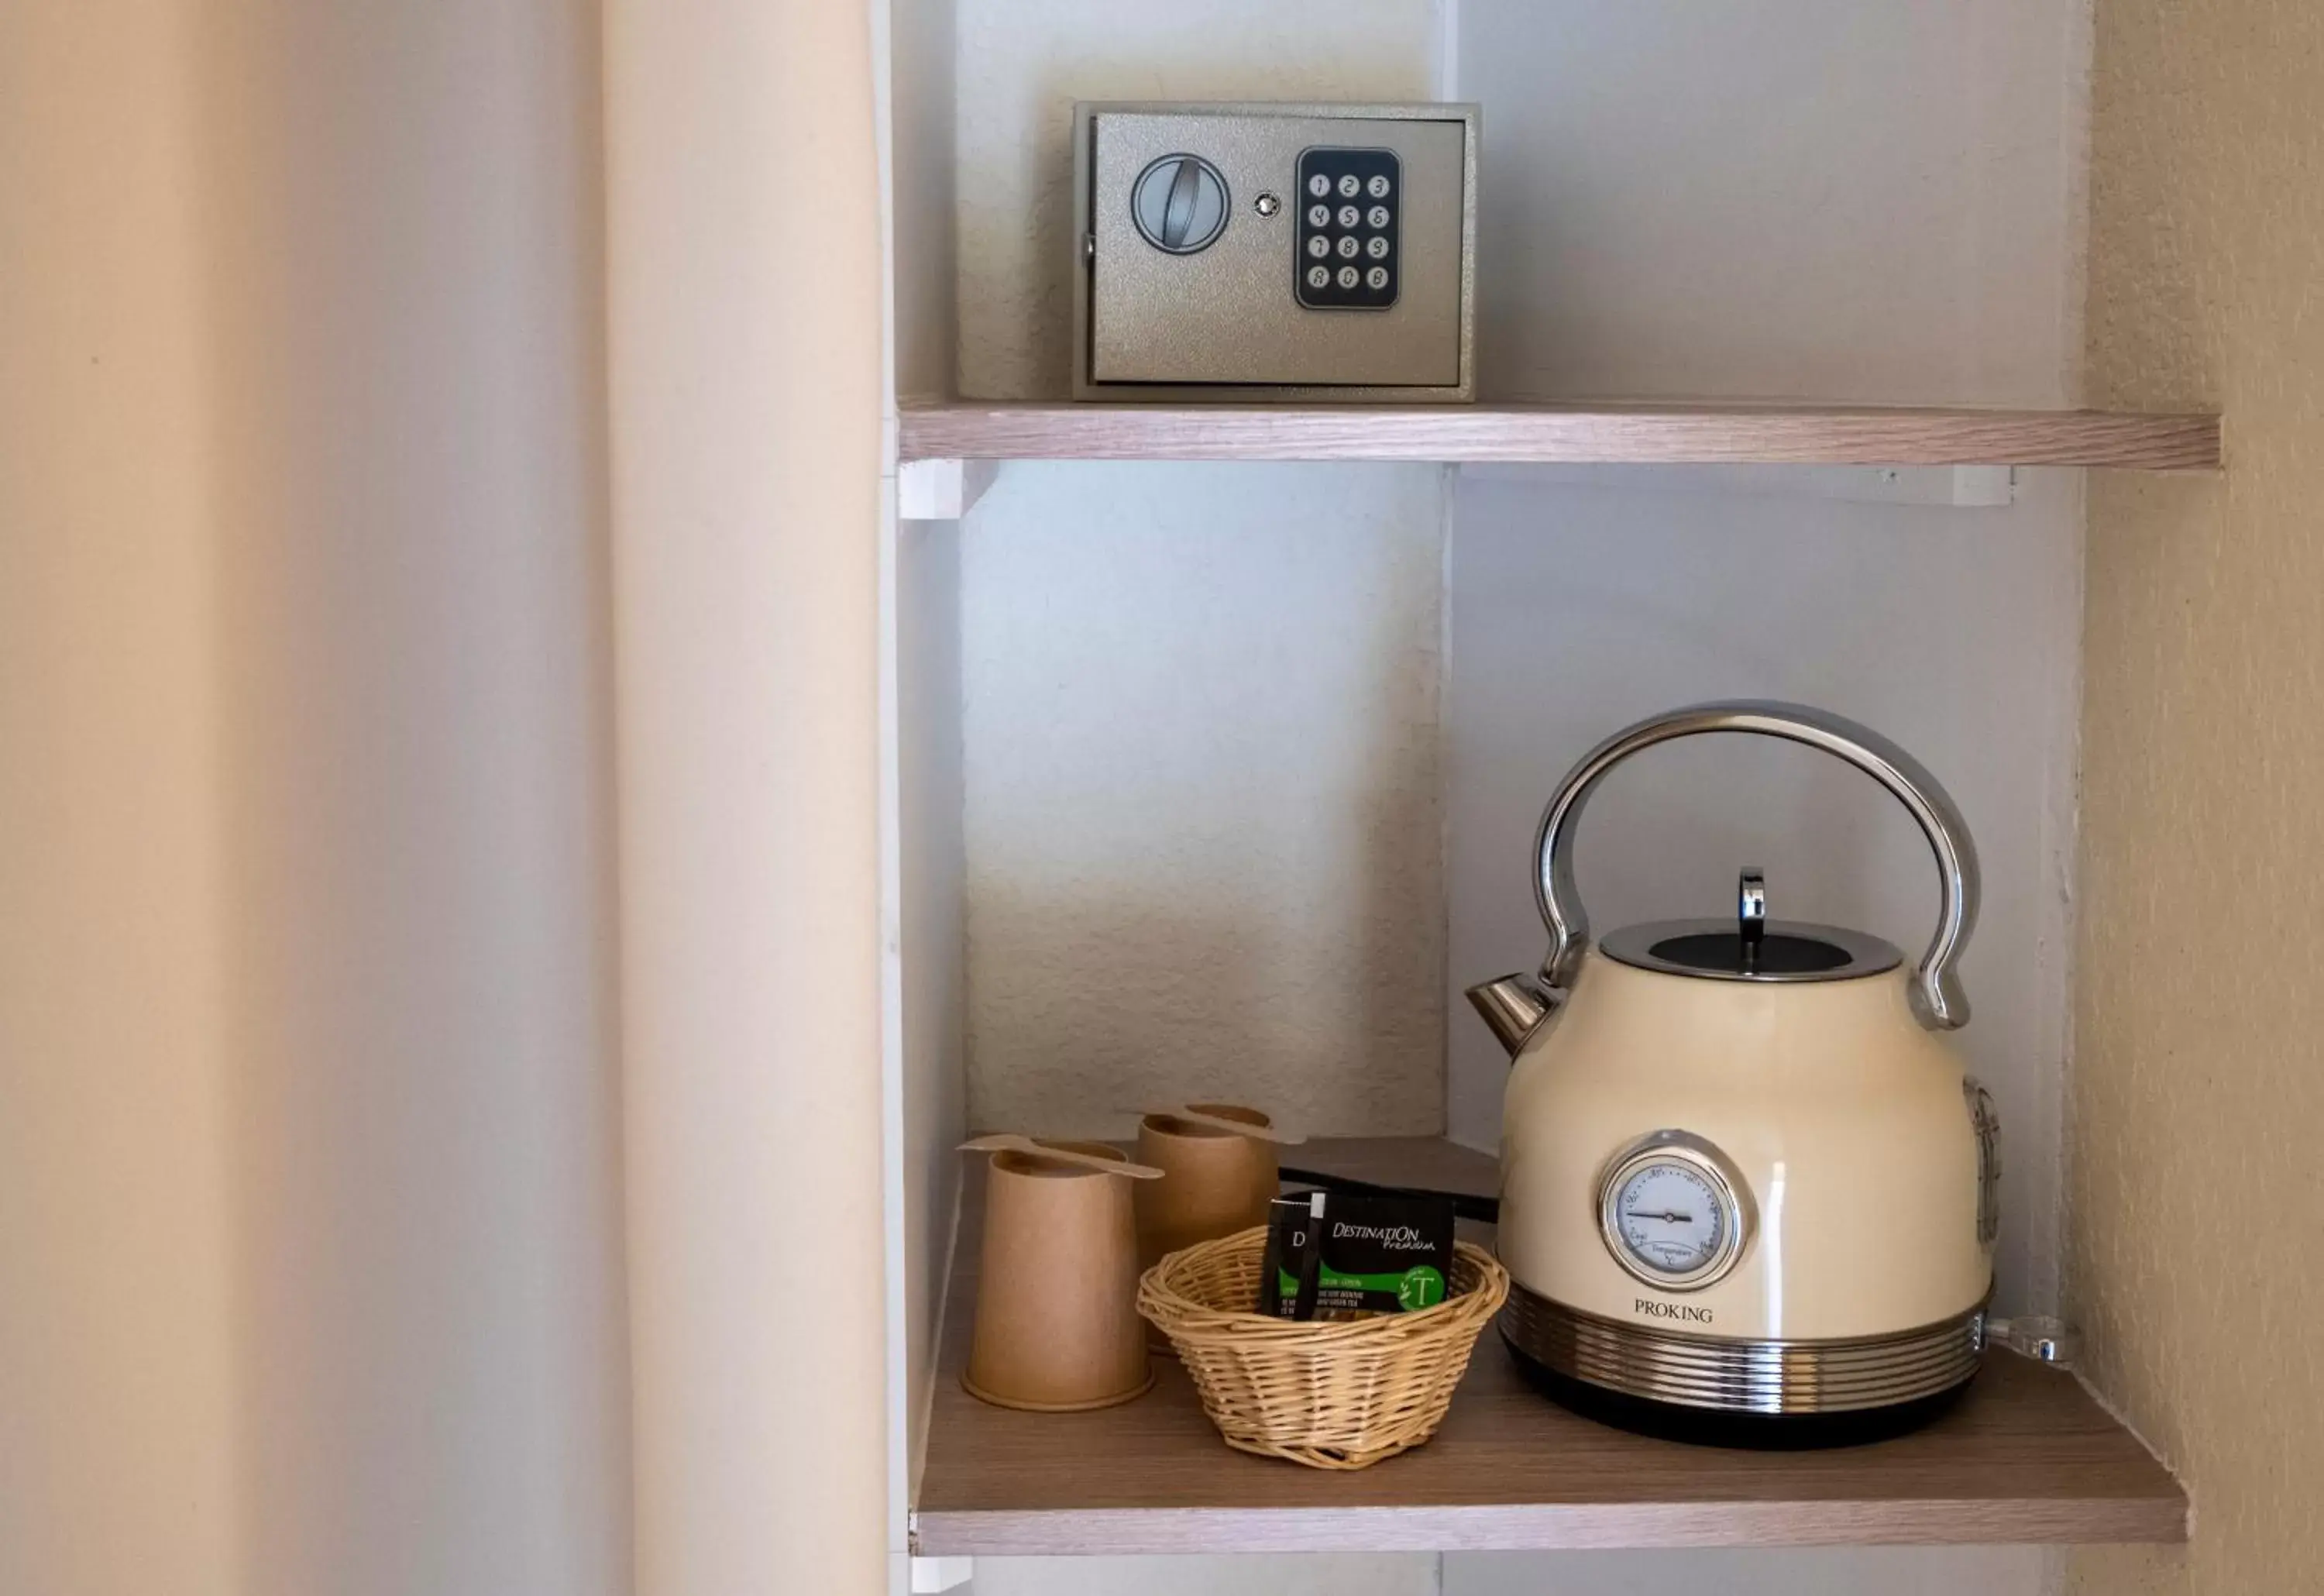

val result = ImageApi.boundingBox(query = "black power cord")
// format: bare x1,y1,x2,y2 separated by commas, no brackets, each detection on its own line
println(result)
1277,1164,1500,1226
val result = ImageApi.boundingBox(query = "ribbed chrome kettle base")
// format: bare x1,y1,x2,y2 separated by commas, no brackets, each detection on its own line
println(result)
1501,1282,1984,1417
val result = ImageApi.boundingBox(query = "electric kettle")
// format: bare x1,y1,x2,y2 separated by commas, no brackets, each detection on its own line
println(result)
1467,702,1999,1446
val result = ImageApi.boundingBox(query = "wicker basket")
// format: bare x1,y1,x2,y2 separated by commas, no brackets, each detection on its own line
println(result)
1136,1225,1510,1470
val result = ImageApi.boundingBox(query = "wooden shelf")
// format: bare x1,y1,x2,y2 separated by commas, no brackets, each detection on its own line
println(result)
914,1138,2185,1556
897,400,2219,470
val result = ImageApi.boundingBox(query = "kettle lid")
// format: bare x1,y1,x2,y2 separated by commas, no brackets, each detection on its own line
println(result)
1597,868,1902,985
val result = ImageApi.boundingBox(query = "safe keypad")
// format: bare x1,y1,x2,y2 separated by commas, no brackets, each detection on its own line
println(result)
1296,147,1399,310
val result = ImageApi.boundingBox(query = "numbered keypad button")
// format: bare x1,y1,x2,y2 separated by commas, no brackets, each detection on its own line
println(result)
1294,147,1399,309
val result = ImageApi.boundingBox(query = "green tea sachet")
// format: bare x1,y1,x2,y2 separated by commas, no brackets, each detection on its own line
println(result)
1257,1188,1458,1320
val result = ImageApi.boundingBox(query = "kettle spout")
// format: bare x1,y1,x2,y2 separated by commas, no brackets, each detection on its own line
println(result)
1466,974,1556,1060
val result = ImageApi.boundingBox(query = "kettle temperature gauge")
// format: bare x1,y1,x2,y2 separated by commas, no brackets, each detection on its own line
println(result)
1597,1131,1753,1292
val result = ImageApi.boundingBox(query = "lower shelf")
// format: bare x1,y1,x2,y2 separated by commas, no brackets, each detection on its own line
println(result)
913,1138,2185,1555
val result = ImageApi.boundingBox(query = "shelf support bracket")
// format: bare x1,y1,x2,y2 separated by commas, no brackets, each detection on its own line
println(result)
899,458,997,522
910,1555,975,1593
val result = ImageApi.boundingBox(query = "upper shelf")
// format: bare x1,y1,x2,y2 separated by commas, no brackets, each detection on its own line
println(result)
897,400,2220,470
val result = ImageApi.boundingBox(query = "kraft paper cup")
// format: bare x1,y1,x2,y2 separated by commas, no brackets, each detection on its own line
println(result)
1134,1103,1282,1273
962,1140,1153,1412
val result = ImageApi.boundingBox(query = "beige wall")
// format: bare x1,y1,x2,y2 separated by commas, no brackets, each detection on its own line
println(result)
0,7,239,1592
2072,0,2324,1591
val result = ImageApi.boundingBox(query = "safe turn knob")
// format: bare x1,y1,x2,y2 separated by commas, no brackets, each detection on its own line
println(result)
1130,153,1229,254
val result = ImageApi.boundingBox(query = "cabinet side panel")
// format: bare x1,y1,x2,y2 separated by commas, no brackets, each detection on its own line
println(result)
880,0,961,1556
896,515,967,1502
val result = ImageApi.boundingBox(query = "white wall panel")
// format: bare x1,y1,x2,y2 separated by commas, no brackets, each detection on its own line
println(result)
962,463,1448,1137
1463,0,2089,404
888,0,958,404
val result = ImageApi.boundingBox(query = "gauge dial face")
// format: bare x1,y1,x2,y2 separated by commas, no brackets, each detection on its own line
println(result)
1598,1135,1749,1291
1614,1162,1726,1274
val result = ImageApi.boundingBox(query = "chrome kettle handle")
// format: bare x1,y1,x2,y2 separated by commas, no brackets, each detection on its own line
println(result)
1533,701,1981,1030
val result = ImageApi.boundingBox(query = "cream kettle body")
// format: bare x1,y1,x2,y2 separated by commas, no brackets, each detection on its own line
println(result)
1470,703,1999,1446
